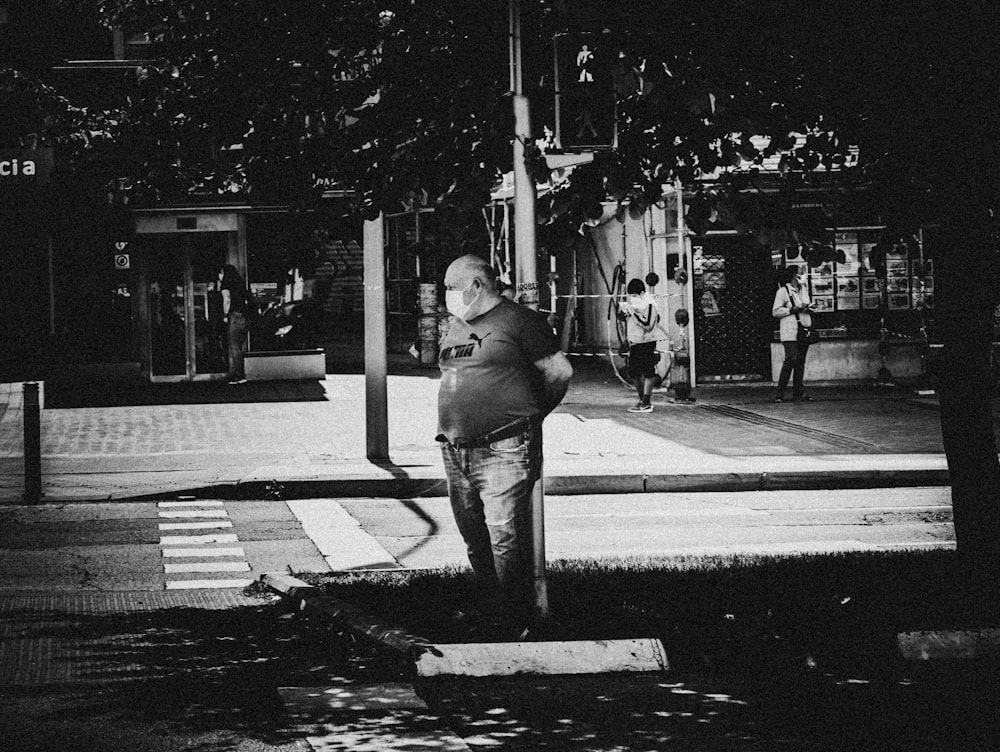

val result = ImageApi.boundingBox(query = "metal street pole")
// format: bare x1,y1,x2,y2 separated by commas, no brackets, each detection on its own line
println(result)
675,180,697,392
22,382,41,504
363,213,389,460
510,0,540,310
509,0,549,620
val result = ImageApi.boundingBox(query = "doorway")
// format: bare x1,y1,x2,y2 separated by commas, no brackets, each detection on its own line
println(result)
692,235,774,379
143,233,231,381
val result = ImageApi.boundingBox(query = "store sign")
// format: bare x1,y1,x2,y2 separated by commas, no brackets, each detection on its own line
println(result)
0,148,54,188
114,254,131,270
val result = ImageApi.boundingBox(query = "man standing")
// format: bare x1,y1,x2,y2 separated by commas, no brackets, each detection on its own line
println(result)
437,254,573,635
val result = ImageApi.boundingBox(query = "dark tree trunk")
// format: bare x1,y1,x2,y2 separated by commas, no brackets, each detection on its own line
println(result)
936,224,1000,592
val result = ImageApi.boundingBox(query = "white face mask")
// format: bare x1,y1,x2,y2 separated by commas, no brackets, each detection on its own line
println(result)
445,282,478,320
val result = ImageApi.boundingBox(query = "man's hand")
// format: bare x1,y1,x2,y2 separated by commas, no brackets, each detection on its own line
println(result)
533,351,573,418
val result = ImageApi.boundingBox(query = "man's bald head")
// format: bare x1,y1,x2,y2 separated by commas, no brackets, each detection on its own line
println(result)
446,254,496,288
444,254,501,319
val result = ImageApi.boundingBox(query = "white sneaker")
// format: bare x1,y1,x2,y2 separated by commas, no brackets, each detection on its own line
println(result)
627,402,653,413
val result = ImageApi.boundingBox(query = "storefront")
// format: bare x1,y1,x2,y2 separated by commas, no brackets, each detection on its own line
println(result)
132,210,244,381
129,204,365,382
0,148,56,380
568,193,936,387
766,227,935,384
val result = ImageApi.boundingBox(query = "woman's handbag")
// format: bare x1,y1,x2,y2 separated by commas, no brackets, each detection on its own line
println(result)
786,285,820,345
797,322,820,345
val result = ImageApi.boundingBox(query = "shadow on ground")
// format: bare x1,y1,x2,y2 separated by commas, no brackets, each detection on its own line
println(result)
43,379,331,408
0,596,409,751
1,578,998,751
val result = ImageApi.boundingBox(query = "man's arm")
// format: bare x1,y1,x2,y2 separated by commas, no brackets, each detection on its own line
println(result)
533,351,573,418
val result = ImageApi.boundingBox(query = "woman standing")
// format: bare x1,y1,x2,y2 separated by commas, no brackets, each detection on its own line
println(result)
218,264,250,385
772,265,815,403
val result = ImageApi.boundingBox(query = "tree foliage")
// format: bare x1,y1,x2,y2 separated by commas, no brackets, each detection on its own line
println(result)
4,1,995,244
4,0,999,573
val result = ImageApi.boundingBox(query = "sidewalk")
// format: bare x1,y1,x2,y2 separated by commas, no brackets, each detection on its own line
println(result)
0,356,957,503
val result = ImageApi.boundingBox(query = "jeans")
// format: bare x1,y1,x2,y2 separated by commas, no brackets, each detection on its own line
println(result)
227,312,249,380
440,426,542,617
777,340,810,397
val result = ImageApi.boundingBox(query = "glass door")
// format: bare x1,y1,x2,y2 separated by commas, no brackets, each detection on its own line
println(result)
148,238,188,378
146,234,229,380
190,234,228,375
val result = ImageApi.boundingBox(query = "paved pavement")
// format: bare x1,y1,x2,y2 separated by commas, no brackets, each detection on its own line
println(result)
0,356,965,503
0,359,987,749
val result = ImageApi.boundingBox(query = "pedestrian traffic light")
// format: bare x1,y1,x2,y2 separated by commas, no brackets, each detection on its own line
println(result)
554,33,616,150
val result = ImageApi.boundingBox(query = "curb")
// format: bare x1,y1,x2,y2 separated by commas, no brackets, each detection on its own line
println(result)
261,572,670,677
3,467,951,504
261,572,437,659
154,468,951,501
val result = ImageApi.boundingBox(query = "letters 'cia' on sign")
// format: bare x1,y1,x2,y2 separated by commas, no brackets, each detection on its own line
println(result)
0,148,54,188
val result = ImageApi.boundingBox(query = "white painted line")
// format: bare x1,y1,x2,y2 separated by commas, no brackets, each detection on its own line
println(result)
162,547,246,558
165,562,251,574
279,683,428,712
158,521,233,530
159,533,239,546
158,510,229,519
165,578,254,590
158,500,224,508
301,728,471,751
415,638,669,677
288,499,400,570
899,629,1000,660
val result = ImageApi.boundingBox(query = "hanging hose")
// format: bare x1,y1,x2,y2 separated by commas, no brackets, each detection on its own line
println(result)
588,236,632,387
607,263,631,387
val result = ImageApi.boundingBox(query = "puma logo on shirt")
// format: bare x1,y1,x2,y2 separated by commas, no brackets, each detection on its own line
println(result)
440,332,493,361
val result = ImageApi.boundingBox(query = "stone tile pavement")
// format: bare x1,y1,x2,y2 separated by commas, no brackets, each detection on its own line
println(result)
0,357,966,503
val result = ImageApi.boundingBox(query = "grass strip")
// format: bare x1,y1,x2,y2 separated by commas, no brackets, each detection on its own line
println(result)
298,549,997,673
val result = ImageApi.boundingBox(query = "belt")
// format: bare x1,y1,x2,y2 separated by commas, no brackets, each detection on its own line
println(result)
439,416,536,449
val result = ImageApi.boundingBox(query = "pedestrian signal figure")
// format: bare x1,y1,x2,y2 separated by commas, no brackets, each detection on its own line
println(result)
772,265,816,403
573,44,600,139
621,278,664,413
576,44,594,82
437,255,573,638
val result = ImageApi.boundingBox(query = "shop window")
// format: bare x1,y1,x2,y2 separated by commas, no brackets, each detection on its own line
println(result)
246,213,364,352
780,227,934,340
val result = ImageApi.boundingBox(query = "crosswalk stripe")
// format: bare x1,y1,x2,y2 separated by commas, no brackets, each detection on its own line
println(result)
156,502,253,590
159,521,234,530
159,533,239,546
162,547,246,558
158,500,225,508
166,579,254,590
165,562,251,574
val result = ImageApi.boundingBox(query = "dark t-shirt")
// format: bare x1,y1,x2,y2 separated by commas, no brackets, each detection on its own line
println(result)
222,280,249,316
437,298,559,441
